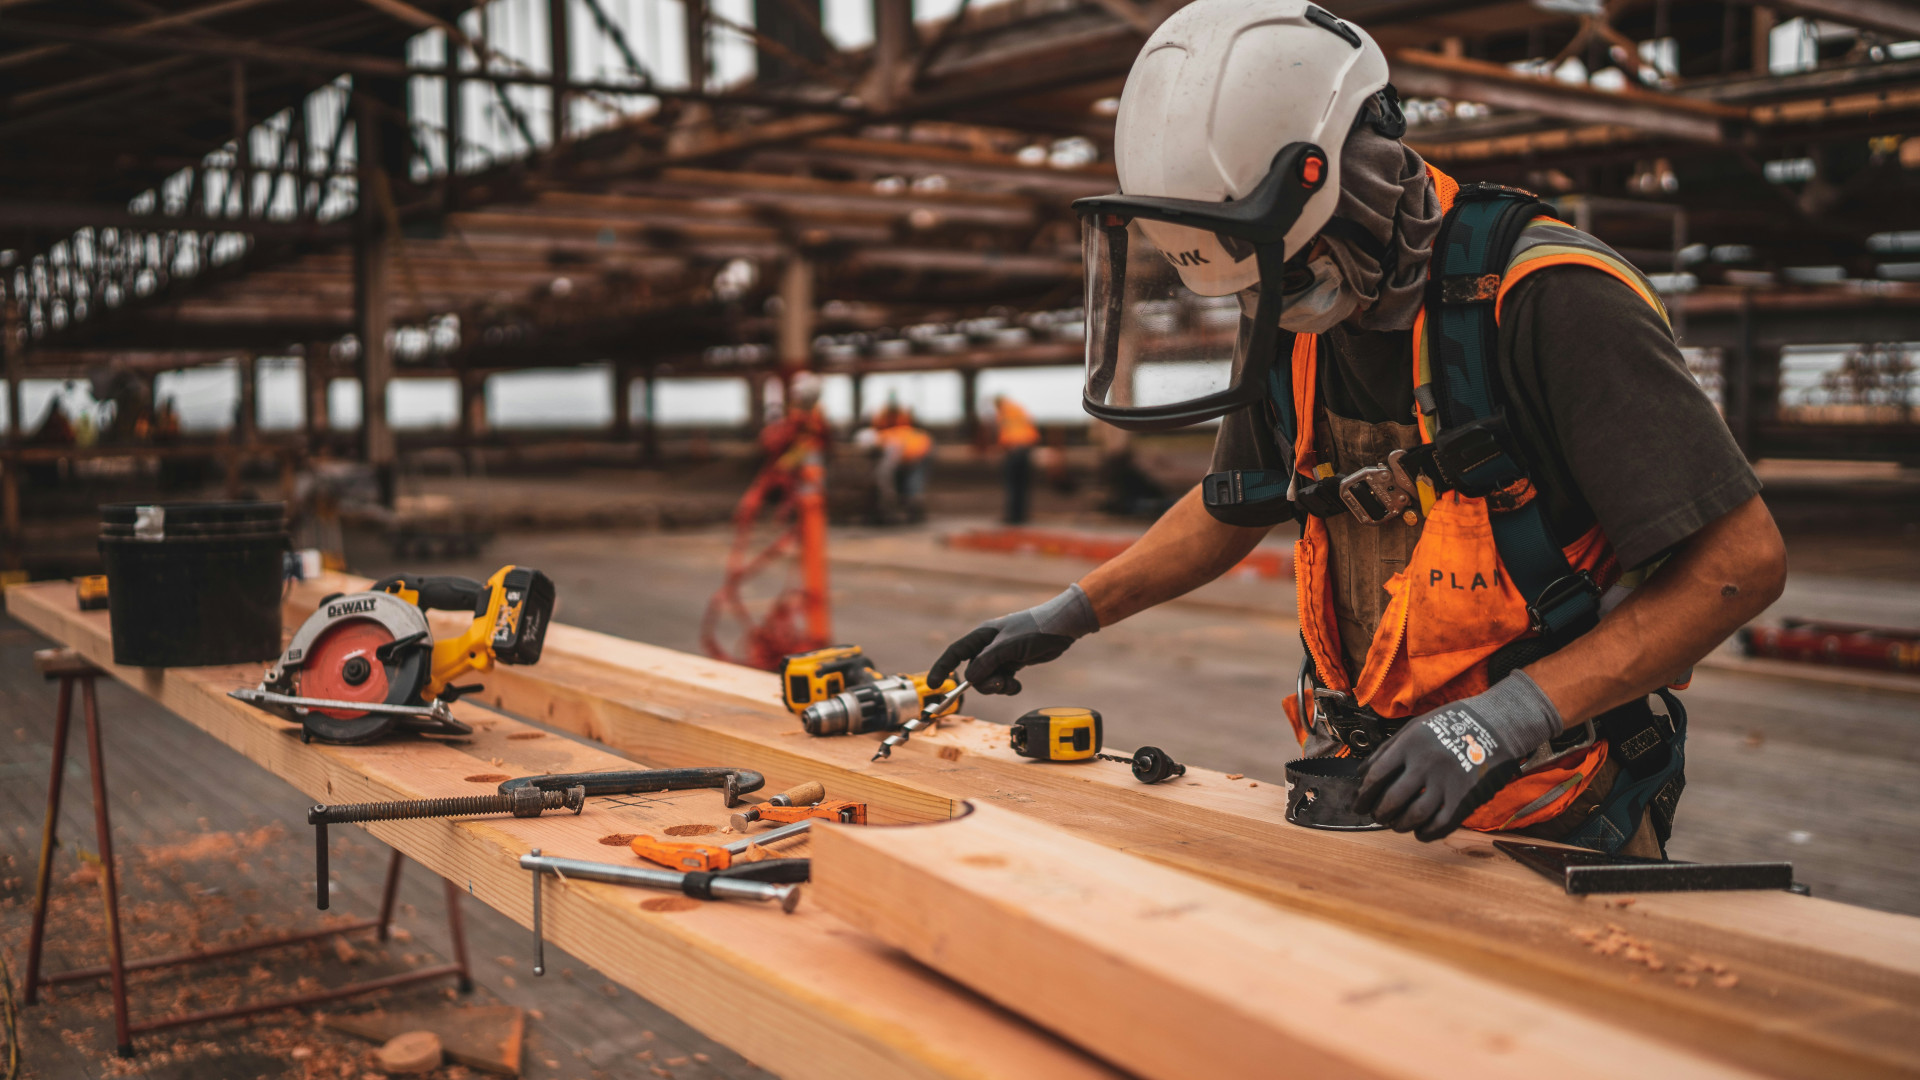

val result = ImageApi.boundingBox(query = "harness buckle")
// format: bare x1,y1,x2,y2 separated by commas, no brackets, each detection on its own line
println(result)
1338,449,1420,526
1526,569,1601,637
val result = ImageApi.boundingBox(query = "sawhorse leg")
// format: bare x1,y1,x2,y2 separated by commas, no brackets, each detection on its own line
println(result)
22,655,132,1054
19,648,473,1055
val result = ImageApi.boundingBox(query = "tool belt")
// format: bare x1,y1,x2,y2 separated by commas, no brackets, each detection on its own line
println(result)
1304,669,1678,781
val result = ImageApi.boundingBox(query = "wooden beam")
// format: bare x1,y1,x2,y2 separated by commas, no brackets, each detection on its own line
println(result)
868,0,914,110
0,582,1123,1080
812,802,1756,1080
274,576,1920,1080
1390,50,1745,144
0,21,855,115
1773,0,1920,42
304,341,330,449
354,93,396,502
548,0,571,146
0,0,290,74
3,298,21,449
778,254,814,368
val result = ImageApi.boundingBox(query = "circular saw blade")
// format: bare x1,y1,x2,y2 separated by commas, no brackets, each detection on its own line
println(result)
294,618,427,720
295,619,398,719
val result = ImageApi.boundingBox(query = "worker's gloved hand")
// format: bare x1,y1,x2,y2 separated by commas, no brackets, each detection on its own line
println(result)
929,584,1099,695
1354,672,1564,842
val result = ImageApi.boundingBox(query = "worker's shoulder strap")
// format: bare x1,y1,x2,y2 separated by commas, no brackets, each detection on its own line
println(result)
1420,183,1602,643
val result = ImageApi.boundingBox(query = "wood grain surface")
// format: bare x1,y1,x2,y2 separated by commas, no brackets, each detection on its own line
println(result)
266,575,1920,1080
7,581,1120,1080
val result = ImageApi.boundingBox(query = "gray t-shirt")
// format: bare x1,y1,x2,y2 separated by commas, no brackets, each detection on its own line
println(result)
1211,265,1759,570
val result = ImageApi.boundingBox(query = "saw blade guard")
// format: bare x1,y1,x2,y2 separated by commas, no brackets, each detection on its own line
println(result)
268,591,432,733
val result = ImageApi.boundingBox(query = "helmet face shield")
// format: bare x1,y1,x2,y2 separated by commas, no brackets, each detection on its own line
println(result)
1082,217,1244,420
1075,142,1328,431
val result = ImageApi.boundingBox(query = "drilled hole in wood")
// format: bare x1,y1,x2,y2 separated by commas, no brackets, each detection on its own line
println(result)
663,824,718,837
507,732,545,740
599,833,638,846
464,773,510,783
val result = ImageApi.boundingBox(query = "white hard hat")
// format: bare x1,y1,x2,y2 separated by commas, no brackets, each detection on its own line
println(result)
789,371,823,408
1114,0,1392,296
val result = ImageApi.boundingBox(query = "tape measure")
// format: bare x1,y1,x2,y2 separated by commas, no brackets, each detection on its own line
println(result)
1010,707,1102,762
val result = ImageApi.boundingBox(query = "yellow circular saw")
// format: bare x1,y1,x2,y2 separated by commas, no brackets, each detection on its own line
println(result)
231,565,554,744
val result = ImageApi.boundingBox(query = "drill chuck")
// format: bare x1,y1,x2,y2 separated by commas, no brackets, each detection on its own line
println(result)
800,676,924,736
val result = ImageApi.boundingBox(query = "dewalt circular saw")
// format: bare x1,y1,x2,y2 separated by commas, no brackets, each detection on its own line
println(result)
231,566,554,744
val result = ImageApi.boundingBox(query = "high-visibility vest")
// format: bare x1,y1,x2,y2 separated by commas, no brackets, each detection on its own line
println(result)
1287,165,1671,833
996,401,1039,449
882,424,933,463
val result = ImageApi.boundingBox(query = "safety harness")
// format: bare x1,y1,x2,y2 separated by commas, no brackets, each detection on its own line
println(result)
1204,182,1689,852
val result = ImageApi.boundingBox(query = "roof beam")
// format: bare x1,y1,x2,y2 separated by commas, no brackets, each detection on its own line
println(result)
1773,0,1920,40
0,200,351,240
0,0,289,73
1390,49,1744,144
0,20,864,114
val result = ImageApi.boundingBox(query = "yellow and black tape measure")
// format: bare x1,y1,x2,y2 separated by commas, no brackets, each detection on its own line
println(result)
1010,707,1102,762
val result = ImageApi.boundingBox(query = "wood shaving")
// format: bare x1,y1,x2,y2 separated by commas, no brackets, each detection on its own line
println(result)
938,746,963,761
1713,973,1740,989
1226,774,1245,780
1675,974,1699,988
1571,925,1671,973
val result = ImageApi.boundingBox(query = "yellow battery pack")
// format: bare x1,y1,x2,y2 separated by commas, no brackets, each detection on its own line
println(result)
779,645,879,713
76,575,110,611
1010,706,1102,762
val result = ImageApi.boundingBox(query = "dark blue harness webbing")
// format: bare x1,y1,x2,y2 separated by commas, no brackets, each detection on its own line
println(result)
1427,189,1600,642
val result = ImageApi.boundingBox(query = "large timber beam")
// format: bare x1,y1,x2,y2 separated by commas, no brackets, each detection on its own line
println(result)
813,803,1752,1080
273,575,1920,1080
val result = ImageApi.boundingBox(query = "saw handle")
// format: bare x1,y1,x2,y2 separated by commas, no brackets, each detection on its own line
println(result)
374,575,488,615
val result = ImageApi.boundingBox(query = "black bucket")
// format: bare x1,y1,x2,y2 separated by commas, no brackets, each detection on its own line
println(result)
98,502,288,667
1285,756,1388,831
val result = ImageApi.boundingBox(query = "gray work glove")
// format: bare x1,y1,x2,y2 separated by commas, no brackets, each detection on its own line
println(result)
928,584,1099,696
1354,672,1563,842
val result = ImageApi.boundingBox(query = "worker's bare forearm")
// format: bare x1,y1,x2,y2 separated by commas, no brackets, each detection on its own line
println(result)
1526,494,1786,726
1077,485,1273,627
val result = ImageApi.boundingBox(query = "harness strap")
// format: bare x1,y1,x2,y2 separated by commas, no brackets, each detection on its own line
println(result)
1428,185,1600,644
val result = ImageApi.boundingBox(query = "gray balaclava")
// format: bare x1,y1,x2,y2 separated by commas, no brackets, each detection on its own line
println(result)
1323,125,1444,332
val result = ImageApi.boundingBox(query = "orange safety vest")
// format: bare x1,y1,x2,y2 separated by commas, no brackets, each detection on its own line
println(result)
881,423,934,463
996,401,1040,449
1287,165,1671,833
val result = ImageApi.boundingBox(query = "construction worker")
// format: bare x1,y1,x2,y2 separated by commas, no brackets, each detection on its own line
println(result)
876,406,935,523
930,0,1786,857
993,394,1041,524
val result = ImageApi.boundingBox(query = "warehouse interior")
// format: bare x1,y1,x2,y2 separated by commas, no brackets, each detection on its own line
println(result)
2,1,1919,1078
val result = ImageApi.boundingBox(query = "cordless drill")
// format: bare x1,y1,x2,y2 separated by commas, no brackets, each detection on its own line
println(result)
780,645,961,736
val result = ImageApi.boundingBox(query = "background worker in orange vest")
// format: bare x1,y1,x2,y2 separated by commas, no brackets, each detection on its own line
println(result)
930,0,1787,857
876,406,934,524
993,394,1041,525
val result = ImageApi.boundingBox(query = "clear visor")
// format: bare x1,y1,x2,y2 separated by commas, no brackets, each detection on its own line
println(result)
1084,217,1248,415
